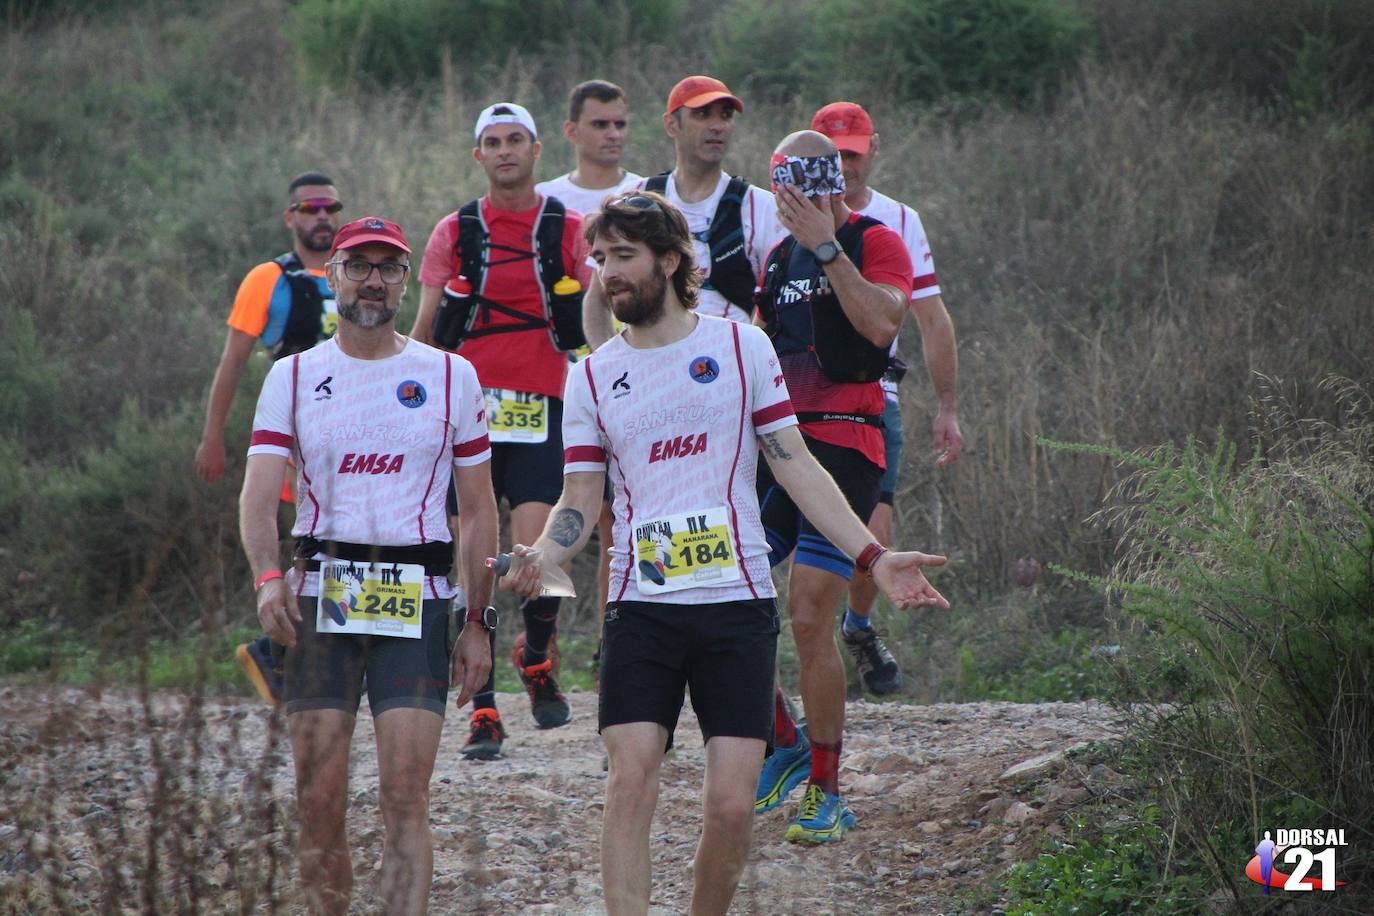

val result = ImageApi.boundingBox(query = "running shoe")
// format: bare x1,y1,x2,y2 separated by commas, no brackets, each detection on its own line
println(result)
461,709,506,760
512,652,572,729
843,625,902,695
234,636,282,708
755,731,811,813
784,784,858,845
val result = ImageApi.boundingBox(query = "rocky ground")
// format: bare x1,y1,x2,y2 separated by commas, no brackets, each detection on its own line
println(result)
0,684,1129,914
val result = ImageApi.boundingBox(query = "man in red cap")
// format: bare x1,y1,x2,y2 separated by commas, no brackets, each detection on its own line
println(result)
241,216,498,914
810,101,962,697
582,75,783,343
411,102,596,758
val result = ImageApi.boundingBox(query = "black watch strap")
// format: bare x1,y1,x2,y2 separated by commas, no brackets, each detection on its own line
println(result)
814,240,841,265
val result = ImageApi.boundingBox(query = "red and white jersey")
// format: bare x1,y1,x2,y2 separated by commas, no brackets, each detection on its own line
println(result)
563,316,796,604
859,189,942,399
248,337,491,547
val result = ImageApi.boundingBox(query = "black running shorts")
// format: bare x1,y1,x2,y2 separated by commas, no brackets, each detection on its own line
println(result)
598,598,779,751
448,397,564,514
284,597,451,717
757,434,883,579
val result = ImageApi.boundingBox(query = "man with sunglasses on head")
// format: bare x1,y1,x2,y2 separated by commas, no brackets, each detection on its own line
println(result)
582,75,783,347
499,190,947,914
411,103,595,758
241,215,497,916
812,101,962,697
196,171,345,706
752,130,939,844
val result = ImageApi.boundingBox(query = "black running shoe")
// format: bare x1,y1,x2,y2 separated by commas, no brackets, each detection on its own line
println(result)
461,709,506,760
843,626,902,695
514,656,572,729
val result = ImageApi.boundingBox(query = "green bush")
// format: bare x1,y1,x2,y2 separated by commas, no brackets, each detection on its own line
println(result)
715,0,1089,107
290,0,687,88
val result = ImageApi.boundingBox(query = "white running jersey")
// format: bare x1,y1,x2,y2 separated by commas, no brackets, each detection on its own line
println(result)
536,171,643,217
636,173,785,324
859,189,942,398
563,316,797,604
248,337,491,548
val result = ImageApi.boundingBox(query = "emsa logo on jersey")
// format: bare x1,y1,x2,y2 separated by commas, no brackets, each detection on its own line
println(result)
1246,829,1349,893
338,453,406,475
649,432,708,463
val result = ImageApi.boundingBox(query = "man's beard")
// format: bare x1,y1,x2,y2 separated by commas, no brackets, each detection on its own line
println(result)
338,294,398,329
608,267,668,327
299,223,336,253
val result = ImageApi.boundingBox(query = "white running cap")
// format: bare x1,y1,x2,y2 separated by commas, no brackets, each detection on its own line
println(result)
473,102,538,143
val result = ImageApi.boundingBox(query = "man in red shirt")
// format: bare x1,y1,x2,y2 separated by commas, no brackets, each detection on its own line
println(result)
752,130,923,843
411,103,594,758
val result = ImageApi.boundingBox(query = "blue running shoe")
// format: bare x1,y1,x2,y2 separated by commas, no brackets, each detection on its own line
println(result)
784,784,856,845
235,636,283,708
755,732,811,813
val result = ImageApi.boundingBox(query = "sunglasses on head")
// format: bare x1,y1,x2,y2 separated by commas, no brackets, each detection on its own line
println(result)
617,194,664,214
291,198,344,215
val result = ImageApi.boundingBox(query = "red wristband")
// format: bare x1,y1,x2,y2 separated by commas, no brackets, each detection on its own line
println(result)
854,543,888,577
254,569,284,590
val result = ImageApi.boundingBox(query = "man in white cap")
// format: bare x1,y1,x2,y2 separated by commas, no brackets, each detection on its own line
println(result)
411,103,595,758
811,101,962,696
582,75,783,343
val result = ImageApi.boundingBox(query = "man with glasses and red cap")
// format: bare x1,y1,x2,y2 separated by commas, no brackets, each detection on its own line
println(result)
195,171,345,706
582,75,783,345
410,102,595,758
240,215,498,915
811,101,962,696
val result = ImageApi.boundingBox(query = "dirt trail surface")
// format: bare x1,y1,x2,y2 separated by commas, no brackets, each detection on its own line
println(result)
1,685,1128,913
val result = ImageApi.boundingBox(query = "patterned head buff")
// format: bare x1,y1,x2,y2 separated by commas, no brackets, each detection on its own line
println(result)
770,153,846,198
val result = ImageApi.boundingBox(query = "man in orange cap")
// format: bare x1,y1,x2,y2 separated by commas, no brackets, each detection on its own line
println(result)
583,75,783,343
809,101,962,697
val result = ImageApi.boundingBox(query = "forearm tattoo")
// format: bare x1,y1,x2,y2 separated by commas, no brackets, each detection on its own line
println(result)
760,432,793,461
548,508,585,548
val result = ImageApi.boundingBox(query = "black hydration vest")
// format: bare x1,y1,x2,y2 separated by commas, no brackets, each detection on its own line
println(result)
756,215,891,397
643,172,757,315
270,251,331,360
430,197,586,352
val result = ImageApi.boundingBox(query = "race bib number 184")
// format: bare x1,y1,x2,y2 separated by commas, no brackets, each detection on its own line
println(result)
317,559,424,638
634,506,740,595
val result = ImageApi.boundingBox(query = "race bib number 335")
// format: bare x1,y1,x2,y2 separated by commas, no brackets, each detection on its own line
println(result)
484,388,547,443
634,506,740,595
317,559,424,638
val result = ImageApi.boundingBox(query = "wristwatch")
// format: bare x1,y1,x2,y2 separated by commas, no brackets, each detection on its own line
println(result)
464,606,499,632
813,240,841,265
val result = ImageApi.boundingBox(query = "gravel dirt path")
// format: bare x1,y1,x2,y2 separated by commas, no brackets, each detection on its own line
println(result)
0,685,1128,913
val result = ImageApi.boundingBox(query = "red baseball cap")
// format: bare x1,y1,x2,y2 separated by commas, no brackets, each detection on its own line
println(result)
330,216,411,256
811,102,875,154
665,75,744,116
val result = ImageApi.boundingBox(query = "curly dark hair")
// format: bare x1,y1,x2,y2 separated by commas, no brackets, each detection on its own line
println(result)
583,191,701,309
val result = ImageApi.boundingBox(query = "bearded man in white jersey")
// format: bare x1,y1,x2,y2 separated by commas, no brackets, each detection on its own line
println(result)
241,216,498,916
499,191,949,916
581,75,784,346
812,101,963,696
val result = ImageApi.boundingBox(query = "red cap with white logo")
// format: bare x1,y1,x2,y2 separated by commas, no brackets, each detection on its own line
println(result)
811,102,875,154
330,216,411,256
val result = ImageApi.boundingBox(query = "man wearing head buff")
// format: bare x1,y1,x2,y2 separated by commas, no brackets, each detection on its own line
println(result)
752,131,934,844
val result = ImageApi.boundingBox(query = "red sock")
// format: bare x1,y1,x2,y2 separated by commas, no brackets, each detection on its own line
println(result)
773,687,798,748
809,739,841,795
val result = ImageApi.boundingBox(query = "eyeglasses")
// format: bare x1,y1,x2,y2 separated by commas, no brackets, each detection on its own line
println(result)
332,258,409,284
291,198,344,215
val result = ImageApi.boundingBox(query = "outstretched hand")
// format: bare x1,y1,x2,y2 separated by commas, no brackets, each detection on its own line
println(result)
872,550,949,610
